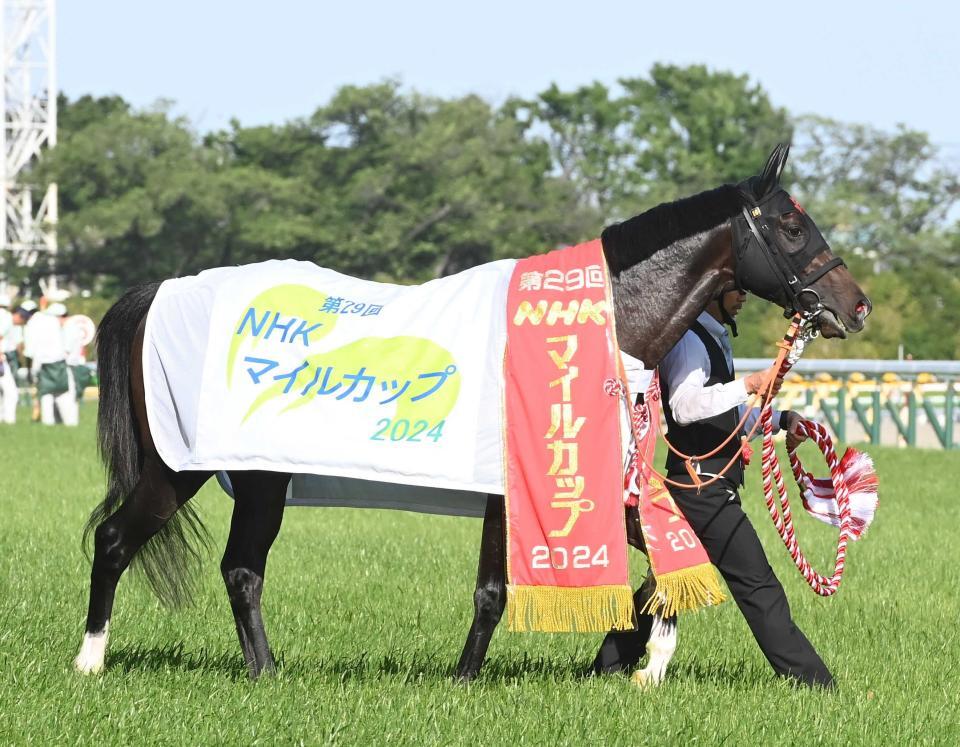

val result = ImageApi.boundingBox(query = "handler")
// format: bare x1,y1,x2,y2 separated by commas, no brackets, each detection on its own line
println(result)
593,288,834,688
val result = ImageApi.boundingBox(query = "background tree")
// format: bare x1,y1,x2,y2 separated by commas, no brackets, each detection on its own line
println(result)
303,82,590,281
791,116,960,269
617,64,793,210
43,97,321,290
507,82,630,214
512,64,793,221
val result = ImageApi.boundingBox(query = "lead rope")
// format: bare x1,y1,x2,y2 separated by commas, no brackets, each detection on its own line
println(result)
758,318,853,595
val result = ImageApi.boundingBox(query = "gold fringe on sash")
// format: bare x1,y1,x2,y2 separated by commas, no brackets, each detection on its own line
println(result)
507,584,635,633
640,563,727,618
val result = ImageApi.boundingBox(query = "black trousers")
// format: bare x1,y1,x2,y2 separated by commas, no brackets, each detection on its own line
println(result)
593,477,834,688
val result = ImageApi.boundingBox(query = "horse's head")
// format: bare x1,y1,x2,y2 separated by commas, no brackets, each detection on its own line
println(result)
733,144,871,339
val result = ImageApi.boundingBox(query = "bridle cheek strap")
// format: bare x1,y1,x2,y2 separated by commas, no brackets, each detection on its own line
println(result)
740,207,802,301
738,206,845,316
798,256,845,287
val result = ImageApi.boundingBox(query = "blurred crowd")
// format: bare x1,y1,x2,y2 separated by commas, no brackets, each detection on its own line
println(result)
0,291,93,426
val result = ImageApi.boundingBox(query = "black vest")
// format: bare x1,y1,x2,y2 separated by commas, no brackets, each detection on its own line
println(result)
662,321,744,485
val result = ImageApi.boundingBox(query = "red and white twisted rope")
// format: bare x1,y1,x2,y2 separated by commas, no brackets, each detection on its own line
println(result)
757,330,854,596
759,408,852,595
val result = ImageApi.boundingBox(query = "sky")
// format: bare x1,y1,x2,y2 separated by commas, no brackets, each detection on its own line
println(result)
57,0,960,162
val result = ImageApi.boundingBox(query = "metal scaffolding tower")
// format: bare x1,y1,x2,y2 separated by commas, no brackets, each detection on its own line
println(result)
0,0,56,276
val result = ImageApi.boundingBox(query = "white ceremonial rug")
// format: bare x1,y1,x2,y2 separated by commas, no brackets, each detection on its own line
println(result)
145,258,653,516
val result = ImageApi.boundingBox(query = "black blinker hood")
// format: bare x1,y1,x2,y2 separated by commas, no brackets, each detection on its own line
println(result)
732,185,845,315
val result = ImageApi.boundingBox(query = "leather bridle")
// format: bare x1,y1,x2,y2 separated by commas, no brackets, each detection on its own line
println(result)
732,190,846,326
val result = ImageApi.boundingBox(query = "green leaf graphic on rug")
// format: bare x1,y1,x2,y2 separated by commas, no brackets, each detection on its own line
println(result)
241,336,460,425
227,284,337,385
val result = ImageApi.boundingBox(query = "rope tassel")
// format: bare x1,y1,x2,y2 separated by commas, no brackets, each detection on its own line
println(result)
793,447,878,541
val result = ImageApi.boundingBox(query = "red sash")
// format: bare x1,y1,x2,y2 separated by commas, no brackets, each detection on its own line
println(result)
504,241,633,632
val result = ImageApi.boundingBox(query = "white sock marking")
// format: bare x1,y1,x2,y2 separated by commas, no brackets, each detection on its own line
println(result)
74,622,109,675
633,615,677,687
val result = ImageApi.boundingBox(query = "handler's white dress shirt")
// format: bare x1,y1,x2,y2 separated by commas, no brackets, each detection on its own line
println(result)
659,311,780,439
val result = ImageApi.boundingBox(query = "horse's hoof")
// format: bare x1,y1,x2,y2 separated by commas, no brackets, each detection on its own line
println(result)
248,663,277,680
74,654,104,675
74,629,109,675
631,669,663,688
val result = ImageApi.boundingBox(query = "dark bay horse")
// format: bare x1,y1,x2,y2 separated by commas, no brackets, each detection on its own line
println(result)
75,145,871,679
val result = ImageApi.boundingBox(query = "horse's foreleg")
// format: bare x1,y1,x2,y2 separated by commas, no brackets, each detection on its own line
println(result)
221,471,289,679
590,568,679,684
632,613,678,687
454,494,506,682
591,570,664,675
76,456,209,674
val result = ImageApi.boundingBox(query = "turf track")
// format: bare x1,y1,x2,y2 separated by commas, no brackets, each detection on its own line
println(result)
1,409,958,744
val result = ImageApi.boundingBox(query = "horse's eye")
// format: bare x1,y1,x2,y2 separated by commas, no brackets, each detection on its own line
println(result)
786,225,802,239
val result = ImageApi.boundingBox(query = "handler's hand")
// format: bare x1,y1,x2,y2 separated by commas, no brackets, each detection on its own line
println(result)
783,411,808,452
743,364,784,399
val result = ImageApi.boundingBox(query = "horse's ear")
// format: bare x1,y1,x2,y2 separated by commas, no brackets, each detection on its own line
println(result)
757,143,790,197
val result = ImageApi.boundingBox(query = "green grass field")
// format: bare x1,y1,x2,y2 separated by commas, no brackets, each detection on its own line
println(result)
1,407,958,745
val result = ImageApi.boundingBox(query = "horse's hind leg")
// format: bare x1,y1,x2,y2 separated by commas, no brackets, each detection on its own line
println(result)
76,456,210,674
454,494,506,682
221,470,290,679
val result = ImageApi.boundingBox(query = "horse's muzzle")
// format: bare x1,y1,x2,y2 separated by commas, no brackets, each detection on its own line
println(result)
842,297,871,334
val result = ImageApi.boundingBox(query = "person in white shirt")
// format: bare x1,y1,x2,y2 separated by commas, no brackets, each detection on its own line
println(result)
593,289,832,688
0,294,18,423
60,308,94,402
23,302,78,426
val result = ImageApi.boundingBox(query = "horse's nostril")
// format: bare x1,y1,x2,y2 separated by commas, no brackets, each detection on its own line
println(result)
856,299,872,319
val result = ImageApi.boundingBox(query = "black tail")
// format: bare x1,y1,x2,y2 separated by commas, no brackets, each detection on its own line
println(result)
83,281,210,607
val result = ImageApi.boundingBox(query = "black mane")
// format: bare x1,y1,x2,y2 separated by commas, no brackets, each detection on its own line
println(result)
601,185,743,275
